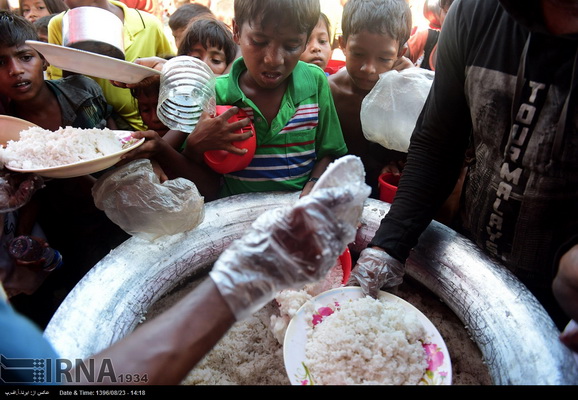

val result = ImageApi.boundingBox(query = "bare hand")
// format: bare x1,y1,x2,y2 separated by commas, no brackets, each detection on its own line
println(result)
553,243,578,348
110,57,167,89
119,130,169,163
380,160,405,175
184,107,254,158
392,56,414,72
560,320,578,353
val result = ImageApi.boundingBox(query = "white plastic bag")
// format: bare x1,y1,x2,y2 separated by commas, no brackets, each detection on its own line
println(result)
92,159,205,241
361,68,434,153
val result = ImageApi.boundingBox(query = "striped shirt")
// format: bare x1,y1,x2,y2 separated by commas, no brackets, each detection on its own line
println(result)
215,59,347,197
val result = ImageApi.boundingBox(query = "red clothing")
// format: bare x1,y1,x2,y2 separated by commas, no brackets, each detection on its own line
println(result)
406,28,439,70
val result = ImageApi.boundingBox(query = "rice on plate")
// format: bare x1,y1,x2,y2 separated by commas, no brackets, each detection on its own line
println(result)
0,126,128,169
304,296,427,385
283,287,452,386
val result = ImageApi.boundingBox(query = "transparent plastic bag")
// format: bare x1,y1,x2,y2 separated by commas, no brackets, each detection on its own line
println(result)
361,68,434,153
92,159,204,241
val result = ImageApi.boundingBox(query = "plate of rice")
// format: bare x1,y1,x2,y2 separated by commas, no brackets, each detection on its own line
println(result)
0,126,145,178
283,286,451,385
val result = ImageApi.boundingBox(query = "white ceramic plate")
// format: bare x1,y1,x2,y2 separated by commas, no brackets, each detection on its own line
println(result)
26,40,161,84
283,287,452,385
5,131,145,178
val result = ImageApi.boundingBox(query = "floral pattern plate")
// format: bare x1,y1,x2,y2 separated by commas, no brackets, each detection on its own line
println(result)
283,287,452,385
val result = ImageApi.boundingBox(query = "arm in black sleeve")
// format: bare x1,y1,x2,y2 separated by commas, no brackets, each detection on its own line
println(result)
369,0,475,262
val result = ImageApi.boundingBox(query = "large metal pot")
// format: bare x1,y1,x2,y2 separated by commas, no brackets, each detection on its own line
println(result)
62,6,125,60
43,192,578,385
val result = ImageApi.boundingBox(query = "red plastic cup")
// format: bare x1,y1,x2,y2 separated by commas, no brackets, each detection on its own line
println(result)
339,248,352,285
324,59,345,75
203,106,256,174
378,173,401,203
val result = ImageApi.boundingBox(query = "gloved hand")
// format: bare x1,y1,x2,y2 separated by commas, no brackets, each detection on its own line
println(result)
348,247,405,298
210,185,366,321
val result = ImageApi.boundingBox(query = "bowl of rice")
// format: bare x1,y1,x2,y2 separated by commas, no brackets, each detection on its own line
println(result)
0,126,144,178
283,287,452,385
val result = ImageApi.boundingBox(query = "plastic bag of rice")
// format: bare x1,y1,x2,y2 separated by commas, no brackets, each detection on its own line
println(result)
304,296,428,385
0,126,125,169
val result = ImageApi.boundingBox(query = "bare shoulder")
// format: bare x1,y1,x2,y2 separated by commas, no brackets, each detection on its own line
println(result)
328,68,348,92
328,69,354,103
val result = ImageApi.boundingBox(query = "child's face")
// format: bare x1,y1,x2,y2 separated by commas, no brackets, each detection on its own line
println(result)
339,31,404,92
233,19,308,90
20,0,50,23
136,90,169,136
172,27,186,50
0,43,46,103
300,18,332,71
36,28,49,43
186,43,228,75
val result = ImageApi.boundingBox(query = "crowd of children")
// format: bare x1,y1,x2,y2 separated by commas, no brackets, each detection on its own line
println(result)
1,0,577,366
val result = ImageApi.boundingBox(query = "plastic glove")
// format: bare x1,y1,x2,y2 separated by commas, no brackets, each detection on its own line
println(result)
92,159,204,241
210,185,365,321
348,247,405,298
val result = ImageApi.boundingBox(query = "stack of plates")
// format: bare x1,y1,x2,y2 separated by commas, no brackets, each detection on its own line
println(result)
157,56,216,133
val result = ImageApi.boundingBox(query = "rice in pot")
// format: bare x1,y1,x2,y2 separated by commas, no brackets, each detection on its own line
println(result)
1,126,125,169
304,296,428,385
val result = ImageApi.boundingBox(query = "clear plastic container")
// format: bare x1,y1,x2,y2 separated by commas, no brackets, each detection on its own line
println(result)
8,235,63,272
157,56,216,133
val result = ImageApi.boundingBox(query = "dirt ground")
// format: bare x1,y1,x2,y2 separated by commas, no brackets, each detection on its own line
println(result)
145,272,492,386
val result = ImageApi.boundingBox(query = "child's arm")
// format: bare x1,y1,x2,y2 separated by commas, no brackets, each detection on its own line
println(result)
162,130,188,150
106,116,118,130
300,155,336,197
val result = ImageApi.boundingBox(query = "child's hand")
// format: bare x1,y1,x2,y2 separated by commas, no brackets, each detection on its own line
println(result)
110,57,167,89
184,107,254,158
1,262,52,297
150,159,169,183
132,56,169,71
392,56,414,71
119,130,168,163
380,160,405,175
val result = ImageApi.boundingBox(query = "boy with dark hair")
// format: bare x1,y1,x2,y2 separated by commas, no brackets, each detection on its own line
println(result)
0,11,115,130
121,0,346,200
209,0,347,197
328,0,412,198
0,11,127,325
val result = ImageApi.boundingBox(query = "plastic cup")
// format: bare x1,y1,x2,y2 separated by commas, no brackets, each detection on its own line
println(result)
378,173,401,203
203,106,256,174
157,56,216,133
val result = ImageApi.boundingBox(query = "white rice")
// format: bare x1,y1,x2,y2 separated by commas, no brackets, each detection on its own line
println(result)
270,261,344,344
304,296,428,385
0,126,124,169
